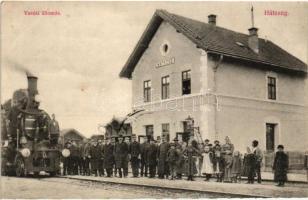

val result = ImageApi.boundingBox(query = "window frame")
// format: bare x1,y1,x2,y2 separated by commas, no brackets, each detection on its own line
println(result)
161,123,170,142
143,80,151,102
267,76,277,100
161,75,170,100
182,70,191,95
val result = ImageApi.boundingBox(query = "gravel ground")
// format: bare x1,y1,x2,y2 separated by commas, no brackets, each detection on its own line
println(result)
1,176,235,199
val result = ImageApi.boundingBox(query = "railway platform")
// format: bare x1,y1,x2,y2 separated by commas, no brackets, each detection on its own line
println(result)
63,175,308,198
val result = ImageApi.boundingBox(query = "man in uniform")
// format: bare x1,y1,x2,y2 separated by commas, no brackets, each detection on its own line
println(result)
157,136,170,179
140,136,150,177
98,139,105,176
111,137,117,177
70,141,80,175
103,138,114,177
113,135,129,178
89,139,101,176
82,138,91,176
129,134,141,177
147,138,158,178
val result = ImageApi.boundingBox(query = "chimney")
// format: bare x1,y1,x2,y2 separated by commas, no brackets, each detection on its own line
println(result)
27,76,38,97
208,14,217,25
248,27,259,53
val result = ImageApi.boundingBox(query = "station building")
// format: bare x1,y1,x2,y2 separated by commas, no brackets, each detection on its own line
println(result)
120,10,308,165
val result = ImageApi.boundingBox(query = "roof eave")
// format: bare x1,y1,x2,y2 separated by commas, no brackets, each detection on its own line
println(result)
207,50,307,74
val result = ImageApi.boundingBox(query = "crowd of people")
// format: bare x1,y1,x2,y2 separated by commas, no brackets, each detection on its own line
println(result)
62,135,289,187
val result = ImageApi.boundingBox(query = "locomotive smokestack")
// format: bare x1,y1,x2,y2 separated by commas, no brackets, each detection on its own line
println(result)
27,76,38,96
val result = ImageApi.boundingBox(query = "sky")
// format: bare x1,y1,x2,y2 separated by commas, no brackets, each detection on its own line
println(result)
1,1,308,137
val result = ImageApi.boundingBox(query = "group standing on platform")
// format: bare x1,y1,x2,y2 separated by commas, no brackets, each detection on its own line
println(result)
62,135,289,187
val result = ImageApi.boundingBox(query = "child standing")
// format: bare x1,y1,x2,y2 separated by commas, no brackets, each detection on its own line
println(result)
231,151,242,183
273,145,289,187
201,145,214,181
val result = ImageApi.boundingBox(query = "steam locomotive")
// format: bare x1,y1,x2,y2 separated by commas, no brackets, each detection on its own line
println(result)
1,75,61,177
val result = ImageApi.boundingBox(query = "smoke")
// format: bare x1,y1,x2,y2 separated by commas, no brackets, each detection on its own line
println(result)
4,58,35,77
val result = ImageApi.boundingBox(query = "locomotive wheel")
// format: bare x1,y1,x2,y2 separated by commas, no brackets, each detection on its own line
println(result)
15,157,25,177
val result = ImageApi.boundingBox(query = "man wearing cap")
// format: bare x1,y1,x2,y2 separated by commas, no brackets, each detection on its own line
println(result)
103,138,114,177
89,140,101,176
129,134,141,177
140,136,150,177
98,139,105,176
157,135,170,179
147,137,158,178
82,138,91,176
114,135,129,178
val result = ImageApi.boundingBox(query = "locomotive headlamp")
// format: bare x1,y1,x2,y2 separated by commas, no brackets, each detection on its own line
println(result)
34,94,42,102
20,148,31,158
62,149,70,157
20,136,27,144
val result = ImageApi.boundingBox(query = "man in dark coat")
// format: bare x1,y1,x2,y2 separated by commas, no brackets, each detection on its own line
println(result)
157,136,170,179
273,145,289,187
140,137,150,177
174,138,183,179
113,135,129,178
98,139,105,176
69,141,79,175
129,134,141,177
82,139,91,176
103,138,114,177
147,138,158,178
89,140,101,176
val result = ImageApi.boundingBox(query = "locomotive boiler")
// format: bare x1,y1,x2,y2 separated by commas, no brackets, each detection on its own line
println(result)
1,75,61,177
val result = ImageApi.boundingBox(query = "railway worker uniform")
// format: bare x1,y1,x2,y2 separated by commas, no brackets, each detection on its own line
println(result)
69,141,79,175
113,135,129,178
82,140,91,176
98,139,105,176
89,140,101,176
140,137,150,177
157,136,170,179
103,138,114,177
147,138,158,178
129,135,141,177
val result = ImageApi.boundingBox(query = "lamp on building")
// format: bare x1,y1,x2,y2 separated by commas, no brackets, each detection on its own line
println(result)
185,115,194,131
185,115,202,143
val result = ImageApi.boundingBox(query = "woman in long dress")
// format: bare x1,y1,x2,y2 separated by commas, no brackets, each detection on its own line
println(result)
201,145,214,181
221,136,234,182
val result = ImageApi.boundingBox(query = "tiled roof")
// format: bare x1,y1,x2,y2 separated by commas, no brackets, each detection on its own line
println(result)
120,9,307,78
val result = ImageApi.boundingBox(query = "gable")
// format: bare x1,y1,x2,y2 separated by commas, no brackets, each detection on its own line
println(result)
120,10,307,79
